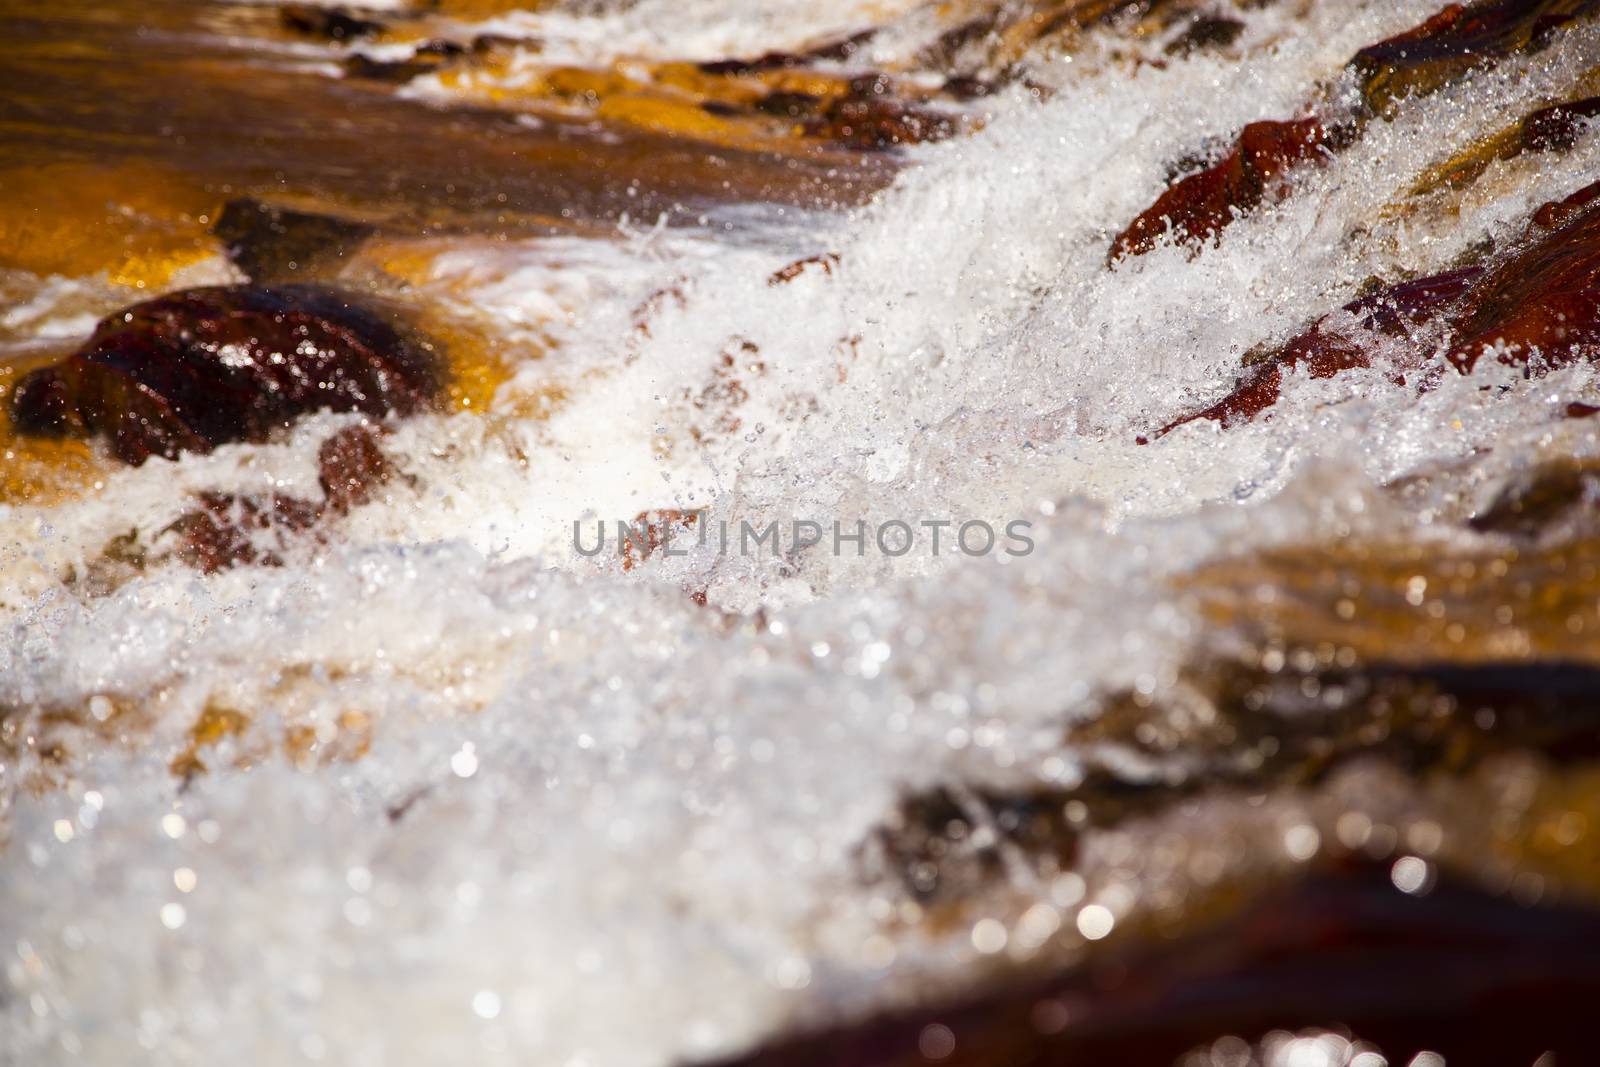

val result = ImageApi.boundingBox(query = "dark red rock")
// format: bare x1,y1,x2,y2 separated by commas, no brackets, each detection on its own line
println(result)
10,285,439,465
1109,118,1327,261
1144,177,1600,439
163,425,395,573
1445,179,1600,373
317,425,395,513
1144,267,1481,438
1114,1,1595,264
169,491,321,574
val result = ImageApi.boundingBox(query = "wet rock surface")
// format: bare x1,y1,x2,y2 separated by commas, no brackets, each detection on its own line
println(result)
1470,457,1600,537
826,639,1600,1065
712,865,1600,1067
212,199,377,283
9,285,440,464
1110,118,1329,261
1411,93,1600,194
1147,175,1600,437
1349,0,1595,118
169,490,323,574
1113,0,1600,262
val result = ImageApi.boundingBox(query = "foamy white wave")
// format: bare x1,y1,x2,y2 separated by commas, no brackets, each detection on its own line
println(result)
5,1,1600,1064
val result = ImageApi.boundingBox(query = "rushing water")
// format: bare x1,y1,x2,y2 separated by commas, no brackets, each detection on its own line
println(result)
4,1,1600,1064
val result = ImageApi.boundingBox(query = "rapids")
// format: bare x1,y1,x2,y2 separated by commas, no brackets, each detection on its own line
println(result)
3,1,1600,1064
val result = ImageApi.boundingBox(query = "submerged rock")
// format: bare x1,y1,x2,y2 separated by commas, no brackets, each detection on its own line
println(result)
695,29,875,76
1411,94,1600,195
170,491,322,574
810,94,957,150
870,654,1600,912
1141,267,1479,437
317,423,397,513
278,5,383,42
1164,14,1245,56
619,508,702,571
747,74,959,149
9,285,440,464
212,198,376,283
1470,457,1600,538
709,865,1600,1067
342,40,466,83
836,646,1600,1066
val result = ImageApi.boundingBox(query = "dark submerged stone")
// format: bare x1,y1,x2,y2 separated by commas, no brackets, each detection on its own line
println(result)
705,865,1600,1067
1165,14,1246,56
10,285,440,465
341,45,462,84
170,491,321,573
212,198,376,283
696,29,875,76
278,4,383,42
871,655,1600,910
1469,458,1600,538
830,651,1600,1067
809,93,957,150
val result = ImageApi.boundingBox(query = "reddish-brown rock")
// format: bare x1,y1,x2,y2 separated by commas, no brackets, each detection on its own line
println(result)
1350,0,1593,118
10,285,439,465
317,425,396,513
1109,118,1327,261
165,427,397,573
169,491,321,574
1113,1,1597,263
1444,179,1600,373
1145,177,1600,439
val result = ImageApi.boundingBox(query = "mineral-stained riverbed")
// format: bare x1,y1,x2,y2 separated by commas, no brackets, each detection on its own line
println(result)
4,1,1600,1065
